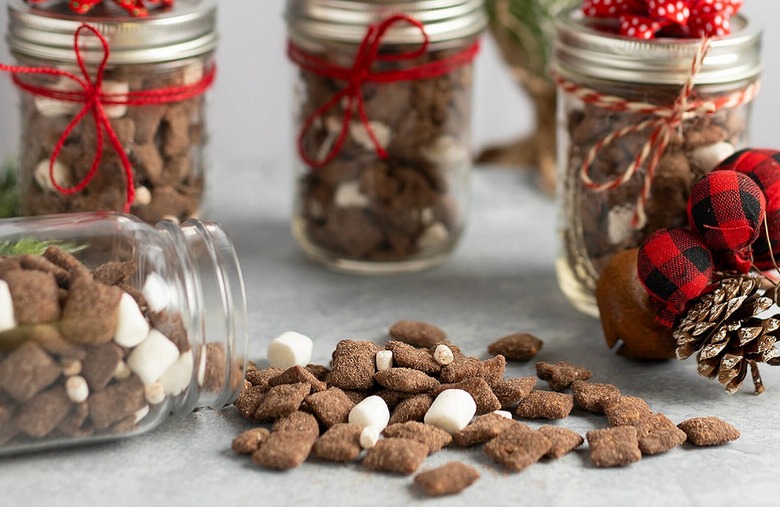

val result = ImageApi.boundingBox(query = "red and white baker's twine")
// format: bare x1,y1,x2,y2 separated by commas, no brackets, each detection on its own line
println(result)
555,37,759,228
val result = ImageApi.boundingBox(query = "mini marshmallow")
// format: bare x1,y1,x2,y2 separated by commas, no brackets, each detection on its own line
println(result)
348,395,390,431
424,389,477,434
183,61,204,86
417,223,449,252
494,410,513,420
134,404,150,424
375,350,393,372
692,141,736,173
65,375,89,404
61,358,83,377
114,292,150,348
114,360,132,380
360,425,382,450
133,186,152,206
267,331,313,369
334,181,370,208
144,381,166,405
159,349,193,396
350,120,391,151
127,329,180,385
35,78,81,117
142,272,172,313
0,280,16,333
102,81,129,118
34,159,71,192
422,135,470,168
433,344,454,365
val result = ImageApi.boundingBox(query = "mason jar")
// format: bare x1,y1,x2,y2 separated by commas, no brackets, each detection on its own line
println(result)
553,9,762,316
286,0,486,274
4,0,217,223
0,212,247,454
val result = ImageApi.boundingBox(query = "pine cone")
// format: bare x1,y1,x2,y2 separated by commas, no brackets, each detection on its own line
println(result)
673,276,780,394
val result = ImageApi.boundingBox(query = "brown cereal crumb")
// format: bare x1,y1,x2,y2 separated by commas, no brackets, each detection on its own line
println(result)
382,421,452,454
604,396,653,426
389,321,446,348
232,427,271,455
515,390,573,420
414,462,480,497
305,387,356,427
254,383,311,422
329,340,380,390
0,340,61,402
313,423,362,462
233,383,267,421
14,386,71,438
677,417,740,446
251,430,317,470
492,377,537,408
363,437,429,475
389,394,433,425
587,426,642,467
81,342,123,391
245,367,284,389
538,426,584,459
374,367,439,393
536,361,593,391
452,413,517,447
634,413,687,455
432,377,501,414
571,380,621,414
88,375,146,430
487,333,543,361
272,410,320,439
268,365,327,394
483,423,551,472
386,340,441,374
4,270,61,324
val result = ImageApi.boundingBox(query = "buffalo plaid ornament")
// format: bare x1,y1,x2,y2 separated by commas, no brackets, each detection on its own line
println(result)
637,227,715,327
687,170,766,273
716,149,780,269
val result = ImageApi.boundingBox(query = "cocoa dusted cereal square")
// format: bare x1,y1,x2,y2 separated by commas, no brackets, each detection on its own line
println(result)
487,332,543,361
374,367,439,393
363,438,429,475
587,426,642,468
251,430,317,470
268,365,327,394
388,394,433,425
328,340,380,390
304,387,356,428
382,421,452,454
536,361,592,391
452,413,518,447
677,417,740,446
634,413,687,455
414,462,480,497
571,380,621,414
483,423,551,472
386,340,441,374
538,426,584,459
253,383,310,422
491,376,537,409
515,390,573,420
603,396,653,426
231,427,271,455
432,378,501,414
313,423,362,462
389,321,446,348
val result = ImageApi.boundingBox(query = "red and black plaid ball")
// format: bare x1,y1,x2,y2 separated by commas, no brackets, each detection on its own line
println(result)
637,227,715,327
687,170,765,272
716,149,780,269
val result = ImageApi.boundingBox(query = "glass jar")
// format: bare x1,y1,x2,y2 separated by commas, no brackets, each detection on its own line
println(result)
0,211,247,455
285,0,486,274
553,9,762,316
5,0,217,223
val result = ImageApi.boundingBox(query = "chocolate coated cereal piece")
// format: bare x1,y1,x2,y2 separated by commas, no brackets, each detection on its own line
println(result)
272,410,320,439
492,377,537,408
89,375,146,430
313,423,363,462
3,270,61,324
42,246,89,278
374,389,410,410
515,391,573,420
677,417,740,446
374,367,439,393
432,377,501,414
538,426,584,459
232,427,271,455
29,324,85,360
535,361,593,391
452,413,518,447
604,396,653,427
304,364,330,382
148,311,189,353
483,423,552,472
82,342,123,391
268,365,327,394
634,413,687,455
55,401,90,438
362,437,429,475
385,340,441,374
14,385,71,438
414,462,480,497
487,333,543,361
254,382,310,422
92,261,138,287
388,393,433,425
59,271,123,345
305,387,356,428
587,426,642,467
329,340,380,390
382,421,452,454
388,321,446,348
245,367,284,389
0,340,61,402
571,381,621,414
233,383,266,421
200,342,229,393
251,430,317,470
479,355,506,387
438,356,482,384
18,255,69,287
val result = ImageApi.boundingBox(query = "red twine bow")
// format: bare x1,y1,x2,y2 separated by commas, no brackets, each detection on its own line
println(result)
27,0,172,17
583,0,743,39
288,14,480,168
0,24,215,213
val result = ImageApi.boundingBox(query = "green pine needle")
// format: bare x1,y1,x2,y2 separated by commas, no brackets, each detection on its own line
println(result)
0,238,86,257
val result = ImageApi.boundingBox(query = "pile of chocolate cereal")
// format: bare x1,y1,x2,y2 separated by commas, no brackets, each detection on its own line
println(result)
230,321,739,497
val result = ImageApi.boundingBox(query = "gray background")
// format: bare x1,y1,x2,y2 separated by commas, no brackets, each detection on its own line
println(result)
0,2,778,170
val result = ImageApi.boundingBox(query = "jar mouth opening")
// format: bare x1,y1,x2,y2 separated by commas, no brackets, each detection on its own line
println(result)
554,7,763,86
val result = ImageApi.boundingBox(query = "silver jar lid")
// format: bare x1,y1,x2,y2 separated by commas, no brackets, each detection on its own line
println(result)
554,7,762,85
286,0,486,45
6,0,217,65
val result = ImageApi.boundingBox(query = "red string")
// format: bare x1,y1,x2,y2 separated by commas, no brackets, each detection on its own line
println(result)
0,23,215,213
288,14,480,168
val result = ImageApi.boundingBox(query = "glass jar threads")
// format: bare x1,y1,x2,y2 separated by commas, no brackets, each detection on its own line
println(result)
553,8,762,316
286,0,486,274
3,0,217,223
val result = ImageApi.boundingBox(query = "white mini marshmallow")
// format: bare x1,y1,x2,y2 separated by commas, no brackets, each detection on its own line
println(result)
608,206,635,245
350,121,391,151
183,61,204,86
61,358,83,377
34,159,71,192
375,350,393,372
348,395,390,431
134,405,150,424
494,410,513,420
360,425,382,450
160,349,193,396
417,223,449,252
114,360,132,380
433,344,454,366
144,381,166,405
334,181,370,208
35,78,81,117
65,375,89,404
692,141,736,173
127,329,180,385
0,280,16,333
133,186,152,206
142,272,171,313
422,135,470,168
102,80,129,118
114,292,150,348
424,389,476,434
267,331,313,369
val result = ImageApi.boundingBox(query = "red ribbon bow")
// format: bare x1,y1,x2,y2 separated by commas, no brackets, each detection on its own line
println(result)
27,0,173,17
288,14,480,168
583,0,743,39
0,24,215,212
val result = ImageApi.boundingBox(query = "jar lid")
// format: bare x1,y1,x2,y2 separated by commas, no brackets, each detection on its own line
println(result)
554,8,762,85
6,0,217,65
286,0,486,45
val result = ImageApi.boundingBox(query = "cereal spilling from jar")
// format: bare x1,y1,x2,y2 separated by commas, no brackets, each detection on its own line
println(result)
230,320,739,496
